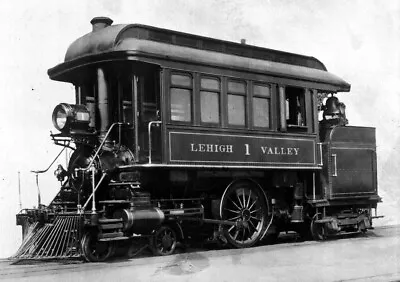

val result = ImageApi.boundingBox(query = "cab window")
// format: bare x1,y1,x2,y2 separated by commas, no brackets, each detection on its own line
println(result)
252,83,271,128
285,86,306,128
170,73,192,122
227,79,246,126
200,76,220,124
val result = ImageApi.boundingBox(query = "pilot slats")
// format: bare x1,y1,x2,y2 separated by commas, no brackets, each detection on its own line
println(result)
12,215,82,260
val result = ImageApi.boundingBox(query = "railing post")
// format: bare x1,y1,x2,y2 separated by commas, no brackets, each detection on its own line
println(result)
35,173,41,209
91,165,96,214
148,121,162,164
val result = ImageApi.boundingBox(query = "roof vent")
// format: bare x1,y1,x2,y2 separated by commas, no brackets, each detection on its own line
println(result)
240,39,246,45
90,17,113,32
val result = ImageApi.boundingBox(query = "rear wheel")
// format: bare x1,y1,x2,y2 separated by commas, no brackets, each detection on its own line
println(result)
81,232,115,262
220,181,267,248
310,213,326,240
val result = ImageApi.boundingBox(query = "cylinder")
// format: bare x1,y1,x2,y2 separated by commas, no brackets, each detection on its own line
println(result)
114,208,165,235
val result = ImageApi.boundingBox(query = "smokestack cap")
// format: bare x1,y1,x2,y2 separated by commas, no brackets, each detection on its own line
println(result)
90,17,113,32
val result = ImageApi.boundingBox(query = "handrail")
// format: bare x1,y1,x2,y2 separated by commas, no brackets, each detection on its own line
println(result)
332,153,338,177
81,170,108,212
148,121,162,164
30,145,68,209
31,145,68,174
77,122,129,213
317,142,323,166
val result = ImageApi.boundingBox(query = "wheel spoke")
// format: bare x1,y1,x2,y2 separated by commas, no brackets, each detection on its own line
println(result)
246,190,252,208
250,215,261,221
248,219,257,230
236,193,244,209
248,197,257,211
227,215,241,221
233,230,239,240
242,191,246,209
228,225,235,233
228,196,242,210
224,208,240,214
250,208,261,214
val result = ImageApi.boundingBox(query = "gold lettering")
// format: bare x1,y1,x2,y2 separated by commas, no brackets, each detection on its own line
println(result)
190,143,234,153
245,144,250,155
199,144,206,152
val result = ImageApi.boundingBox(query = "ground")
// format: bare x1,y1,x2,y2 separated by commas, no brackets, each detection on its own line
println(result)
1,225,399,282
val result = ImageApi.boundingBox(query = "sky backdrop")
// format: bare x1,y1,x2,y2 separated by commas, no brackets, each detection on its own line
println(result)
0,0,399,258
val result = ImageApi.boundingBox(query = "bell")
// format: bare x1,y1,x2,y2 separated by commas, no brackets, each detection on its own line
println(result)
324,96,340,116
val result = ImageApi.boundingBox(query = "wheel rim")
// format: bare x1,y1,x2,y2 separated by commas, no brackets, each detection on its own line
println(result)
152,225,177,256
81,233,114,262
221,182,266,248
310,213,326,240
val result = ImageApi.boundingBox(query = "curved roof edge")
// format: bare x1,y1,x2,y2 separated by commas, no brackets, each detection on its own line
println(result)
56,23,349,92
64,23,327,71
118,39,350,91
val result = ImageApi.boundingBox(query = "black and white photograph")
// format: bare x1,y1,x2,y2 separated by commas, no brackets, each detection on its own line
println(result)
0,1,399,281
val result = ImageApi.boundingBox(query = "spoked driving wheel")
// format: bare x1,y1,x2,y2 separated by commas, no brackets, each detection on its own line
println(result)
310,213,326,241
81,232,115,262
150,225,177,256
220,181,267,248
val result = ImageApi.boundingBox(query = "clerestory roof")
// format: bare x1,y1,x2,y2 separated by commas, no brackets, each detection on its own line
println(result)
48,23,350,92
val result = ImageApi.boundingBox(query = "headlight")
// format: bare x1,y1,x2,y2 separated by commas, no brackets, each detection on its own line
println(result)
52,103,90,134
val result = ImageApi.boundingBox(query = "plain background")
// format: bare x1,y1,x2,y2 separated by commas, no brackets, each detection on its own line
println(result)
0,0,399,258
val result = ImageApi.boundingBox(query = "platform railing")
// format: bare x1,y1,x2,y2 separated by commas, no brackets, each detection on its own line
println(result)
31,145,69,208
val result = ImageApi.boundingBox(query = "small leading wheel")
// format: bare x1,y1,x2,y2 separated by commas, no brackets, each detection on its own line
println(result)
310,213,326,241
150,225,177,256
81,232,115,262
220,181,267,248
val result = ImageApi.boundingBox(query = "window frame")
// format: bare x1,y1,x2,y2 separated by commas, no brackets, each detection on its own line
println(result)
199,75,221,125
284,86,308,132
227,78,247,128
251,82,272,130
169,71,194,124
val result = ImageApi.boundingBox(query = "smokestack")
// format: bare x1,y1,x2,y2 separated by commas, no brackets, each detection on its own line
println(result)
90,17,113,32
97,68,110,139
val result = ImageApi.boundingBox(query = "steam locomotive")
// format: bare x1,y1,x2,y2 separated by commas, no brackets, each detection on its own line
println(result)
14,17,381,262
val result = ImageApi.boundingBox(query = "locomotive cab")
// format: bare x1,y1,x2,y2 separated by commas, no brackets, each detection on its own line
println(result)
52,61,162,160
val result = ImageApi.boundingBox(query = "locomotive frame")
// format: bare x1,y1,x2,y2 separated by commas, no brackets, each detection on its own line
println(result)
14,17,381,262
